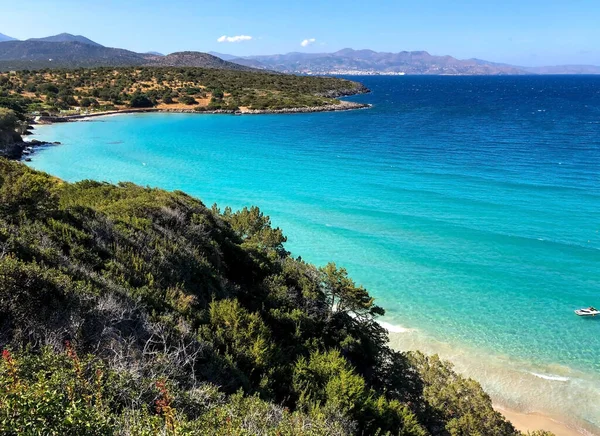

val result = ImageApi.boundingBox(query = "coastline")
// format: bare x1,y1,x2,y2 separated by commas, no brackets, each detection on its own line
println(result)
496,406,590,436
35,100,371,125
11,99,370,161
23,99,598,436
384,324,600,436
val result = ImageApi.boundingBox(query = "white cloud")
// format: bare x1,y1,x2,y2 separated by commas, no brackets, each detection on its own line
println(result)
301,38,316,47
217,35,253,43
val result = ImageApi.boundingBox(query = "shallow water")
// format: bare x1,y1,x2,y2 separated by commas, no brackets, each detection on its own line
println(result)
29,76,600,432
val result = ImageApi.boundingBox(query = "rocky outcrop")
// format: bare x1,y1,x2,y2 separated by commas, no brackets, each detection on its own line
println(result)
318,83,370,98
0,130,58,160
239,101,370,114
0,130,25,160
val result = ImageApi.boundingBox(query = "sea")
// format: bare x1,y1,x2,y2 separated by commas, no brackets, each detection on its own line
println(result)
28,76,600,433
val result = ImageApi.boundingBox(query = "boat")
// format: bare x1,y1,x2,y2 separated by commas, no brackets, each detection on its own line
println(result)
575,307,600,317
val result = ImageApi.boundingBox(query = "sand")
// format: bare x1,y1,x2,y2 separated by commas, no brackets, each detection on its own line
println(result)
496,406,593,436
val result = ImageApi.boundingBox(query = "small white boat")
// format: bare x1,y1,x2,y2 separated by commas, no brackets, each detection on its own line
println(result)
575,307,600,317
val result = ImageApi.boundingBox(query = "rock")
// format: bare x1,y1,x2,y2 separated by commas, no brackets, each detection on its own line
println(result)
52,141,62,145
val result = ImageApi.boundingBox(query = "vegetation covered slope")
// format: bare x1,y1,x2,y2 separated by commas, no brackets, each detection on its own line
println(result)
0,40,258,72
0,67,367,113
0,160,552,435
0,41,152,70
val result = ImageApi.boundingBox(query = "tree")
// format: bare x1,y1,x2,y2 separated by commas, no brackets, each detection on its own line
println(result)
129,93,154,108
79,97,98,108
179,95,197,105
0,108,18,131
320,262,384,321
223,206,287,253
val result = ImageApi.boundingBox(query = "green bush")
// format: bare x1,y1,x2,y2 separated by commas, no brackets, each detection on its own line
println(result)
0,348,114,435
129,93,154,108
179,95,197,105
0,107,18,131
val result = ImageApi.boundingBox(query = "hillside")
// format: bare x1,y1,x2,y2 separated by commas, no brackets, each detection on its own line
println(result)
0,67,368,119
0,40,152,70
27,32,103,47
147,51,256,71
0,159,554,435
0,40,258,72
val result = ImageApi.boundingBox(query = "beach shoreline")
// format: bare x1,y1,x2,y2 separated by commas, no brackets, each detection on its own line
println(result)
34,100,371,125
383,322,600,436
496,405,592,436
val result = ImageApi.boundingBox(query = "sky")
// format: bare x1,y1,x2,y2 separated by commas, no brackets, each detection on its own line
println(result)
1,0,599,66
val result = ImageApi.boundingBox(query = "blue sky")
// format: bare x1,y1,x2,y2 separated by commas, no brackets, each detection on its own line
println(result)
1,0,599,66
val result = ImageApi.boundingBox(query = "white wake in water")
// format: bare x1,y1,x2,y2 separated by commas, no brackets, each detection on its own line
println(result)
530,372,570,382
377,320,415,333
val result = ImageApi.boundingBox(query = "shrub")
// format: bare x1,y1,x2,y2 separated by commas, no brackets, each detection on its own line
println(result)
129,93,154,108
179,95,197,105
80,97,99,108
0,348,115,435
0,107,18,131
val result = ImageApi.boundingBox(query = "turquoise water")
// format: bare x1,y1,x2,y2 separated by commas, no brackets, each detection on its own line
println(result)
29,76,600,432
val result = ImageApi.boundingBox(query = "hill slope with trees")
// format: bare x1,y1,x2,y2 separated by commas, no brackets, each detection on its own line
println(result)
0,40,258,72
0,159,552,435
0,67,368,116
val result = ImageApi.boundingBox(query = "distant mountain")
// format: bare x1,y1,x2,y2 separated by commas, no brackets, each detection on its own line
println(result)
239,48,528,75
145,51,164,56
208,51,239,61
1,37,598,75
470,58,517,68
0,33,17,42
522,65,600,75
0,41,149,70
27,33,103,47
0,40,262,72
229,57,269,69
209,52,269,69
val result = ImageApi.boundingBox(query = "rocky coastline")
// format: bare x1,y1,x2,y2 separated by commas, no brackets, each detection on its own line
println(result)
0,135,61,161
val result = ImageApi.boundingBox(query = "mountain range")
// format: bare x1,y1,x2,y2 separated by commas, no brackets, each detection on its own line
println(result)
0,34,255,72
220,49,600,75
1,32,599,75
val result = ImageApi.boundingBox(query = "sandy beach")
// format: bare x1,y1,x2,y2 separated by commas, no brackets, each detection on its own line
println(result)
497,406,592,436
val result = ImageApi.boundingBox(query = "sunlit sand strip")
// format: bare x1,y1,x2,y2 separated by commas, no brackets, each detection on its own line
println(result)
379,320,600,435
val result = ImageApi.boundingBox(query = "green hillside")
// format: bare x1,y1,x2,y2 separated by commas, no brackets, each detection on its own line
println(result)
0,159,551,435
0,67,367,114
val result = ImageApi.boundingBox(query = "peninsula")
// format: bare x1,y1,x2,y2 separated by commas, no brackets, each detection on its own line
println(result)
1,66,368,115
0,66,368,159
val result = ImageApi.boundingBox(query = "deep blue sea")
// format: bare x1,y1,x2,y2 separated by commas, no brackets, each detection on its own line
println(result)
29,76,600,432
